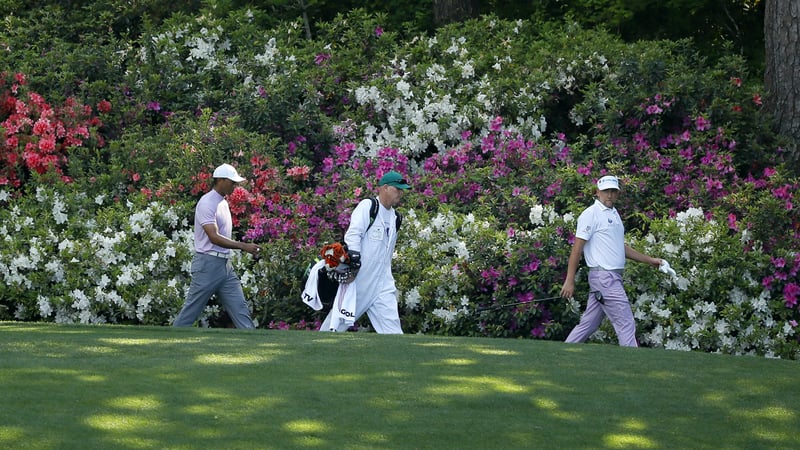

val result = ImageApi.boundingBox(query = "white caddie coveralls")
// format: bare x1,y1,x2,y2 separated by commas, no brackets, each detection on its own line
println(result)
320,197,403,334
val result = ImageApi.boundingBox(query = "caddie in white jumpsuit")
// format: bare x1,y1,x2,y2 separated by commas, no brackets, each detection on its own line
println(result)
560,175,662,347
320,171,410,334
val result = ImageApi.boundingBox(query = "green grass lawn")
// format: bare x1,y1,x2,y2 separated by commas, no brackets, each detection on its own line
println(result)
1,322,798,449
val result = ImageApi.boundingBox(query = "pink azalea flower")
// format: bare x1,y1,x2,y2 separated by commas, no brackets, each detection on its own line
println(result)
314,53,331,65
694,115,710,131
783,283,800,308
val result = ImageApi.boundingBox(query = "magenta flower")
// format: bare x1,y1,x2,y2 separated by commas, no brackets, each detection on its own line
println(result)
783,282,800,308
490,116,503,131
727,213,738,231
314,53,331,65
515,291,533,303
530,326,546,338
772,184,792,200
522,258,540,274
646,104,663,115
694,115,710,131
374,26,384,37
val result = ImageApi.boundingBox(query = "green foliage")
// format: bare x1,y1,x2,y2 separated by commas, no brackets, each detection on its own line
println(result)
622,209,798,359
1,7,798,359
0,184,193,325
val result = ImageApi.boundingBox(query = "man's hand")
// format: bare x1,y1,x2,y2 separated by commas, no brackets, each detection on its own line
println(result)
242,242,261,256
560,279,575,299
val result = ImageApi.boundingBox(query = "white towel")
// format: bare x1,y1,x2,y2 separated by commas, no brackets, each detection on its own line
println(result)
301,259,327,311
327,283,358,332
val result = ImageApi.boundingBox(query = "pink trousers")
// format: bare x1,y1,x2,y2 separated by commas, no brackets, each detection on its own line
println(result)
565,270,638,347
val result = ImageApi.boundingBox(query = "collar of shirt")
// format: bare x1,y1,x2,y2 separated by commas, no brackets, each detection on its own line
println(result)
593,198,616,212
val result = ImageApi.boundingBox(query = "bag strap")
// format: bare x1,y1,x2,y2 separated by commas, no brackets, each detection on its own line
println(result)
367,197,402,232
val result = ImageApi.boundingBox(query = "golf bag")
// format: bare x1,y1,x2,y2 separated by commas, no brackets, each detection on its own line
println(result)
301,197,401,311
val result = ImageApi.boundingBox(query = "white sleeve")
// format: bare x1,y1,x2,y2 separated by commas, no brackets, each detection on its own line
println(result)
574,208,594,241
344,199,373,252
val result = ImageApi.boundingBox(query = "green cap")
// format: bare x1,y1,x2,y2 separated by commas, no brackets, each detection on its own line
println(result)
378,171,411,190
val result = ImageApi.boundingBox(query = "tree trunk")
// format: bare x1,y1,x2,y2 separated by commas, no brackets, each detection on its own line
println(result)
433,0,479,27
764,0,800,164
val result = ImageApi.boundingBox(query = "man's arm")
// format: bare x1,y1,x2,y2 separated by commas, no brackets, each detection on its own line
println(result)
624,244,661,267
343,199,371,252
202,223,260,255
560,237,586,299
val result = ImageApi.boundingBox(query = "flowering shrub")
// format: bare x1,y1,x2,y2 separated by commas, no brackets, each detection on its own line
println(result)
0,72,107,189
624,209,798,359
0,186,193,325
1,10,798,358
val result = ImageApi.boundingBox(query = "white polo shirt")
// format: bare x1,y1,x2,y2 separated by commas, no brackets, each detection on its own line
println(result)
575,199,626,270
193,189,232,254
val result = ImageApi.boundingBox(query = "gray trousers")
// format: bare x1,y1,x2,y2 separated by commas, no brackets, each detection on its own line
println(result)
173,253,255,329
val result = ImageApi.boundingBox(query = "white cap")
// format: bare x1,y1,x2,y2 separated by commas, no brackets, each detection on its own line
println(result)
597,175,620,191
212,164,245,183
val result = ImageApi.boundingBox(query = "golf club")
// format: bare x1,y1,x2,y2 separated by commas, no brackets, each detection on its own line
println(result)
475,295,563,313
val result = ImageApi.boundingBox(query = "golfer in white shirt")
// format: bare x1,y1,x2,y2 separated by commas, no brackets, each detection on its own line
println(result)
560,175,662,347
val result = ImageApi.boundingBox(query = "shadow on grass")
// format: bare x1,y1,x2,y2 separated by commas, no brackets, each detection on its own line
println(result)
1,322,798,449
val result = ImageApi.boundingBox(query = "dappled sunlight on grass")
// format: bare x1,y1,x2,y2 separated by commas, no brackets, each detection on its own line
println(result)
85,414,153,431
427,375,528,395
0,426,25,441
532,397,574,420
284,419,397,448
98,338,176,346
466,346,521,356
603,433,658,448
284,419,330,433
383,408,415,422
735,406,796,421
105,395,163,411
439,358,477,365
619,418,648,431
603,418,657,448
643,370,679,380
185,404,219,416
527,377,566,390
312,373,367,382
77,345,120,354
378,370,410,379
703,390,728,404
354,431,391,445
412,341,457,348
291,435,327,447
76,374,106,383
195,352,280,364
